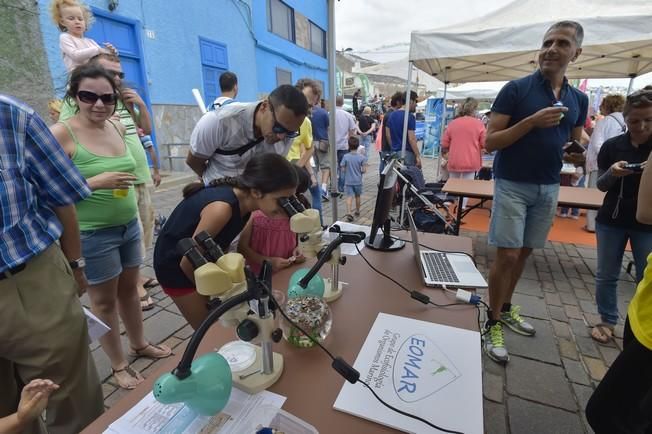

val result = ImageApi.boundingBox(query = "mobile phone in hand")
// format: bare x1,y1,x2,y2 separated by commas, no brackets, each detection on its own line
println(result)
623,163,644,172
563,140,585,154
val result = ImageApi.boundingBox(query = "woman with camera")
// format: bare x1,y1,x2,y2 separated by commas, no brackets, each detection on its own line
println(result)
590,89,652,345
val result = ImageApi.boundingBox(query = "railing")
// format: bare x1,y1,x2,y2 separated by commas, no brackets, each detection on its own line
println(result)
162,143,190,172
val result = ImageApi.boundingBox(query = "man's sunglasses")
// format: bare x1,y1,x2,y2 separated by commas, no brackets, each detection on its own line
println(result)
77,91,118,105
269,101,299,138
106,69,125,79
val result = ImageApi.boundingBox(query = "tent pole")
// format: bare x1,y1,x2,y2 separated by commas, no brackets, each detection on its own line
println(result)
627,76,635,94
435,68,449,181
327,0,338,222
400,62,414,159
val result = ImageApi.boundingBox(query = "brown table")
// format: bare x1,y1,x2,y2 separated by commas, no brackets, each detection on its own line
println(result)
442,178,606,235
82,232,479,434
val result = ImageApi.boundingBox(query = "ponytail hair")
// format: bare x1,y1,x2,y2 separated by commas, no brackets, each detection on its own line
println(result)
182,154,298,199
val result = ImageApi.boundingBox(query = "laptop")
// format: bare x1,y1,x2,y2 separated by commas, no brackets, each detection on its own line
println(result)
407,211,488,289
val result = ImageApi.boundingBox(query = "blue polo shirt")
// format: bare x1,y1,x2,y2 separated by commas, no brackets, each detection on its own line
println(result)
311,106,329,141
491,69,588,184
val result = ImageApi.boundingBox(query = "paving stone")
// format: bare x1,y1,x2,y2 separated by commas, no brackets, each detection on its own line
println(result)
175,324,194,340
511,293,549,320
562,357,591,386
578,299,598,315
507,396,583,434
551,320,572,339
164,302,182,316
142,310,188,345
515,278,544,296
568,277,586,289
598,344,621,367
583,313,602,327
554,280,572,292
571,382,595,411
484,400,508,434
91,347,113,382
559,292,578,306
574,288,593,301
576,336,601,358
577,248,598,259
544,291,562,306
564,304,584,320
161,335,185,350
558,337,579,360
583,356,608,381
569,318,590,338
483,371,504,403
103,385,132,408
504,318,560,365
548,305,568,322
482,353,507,377
102,382,116,399
130,356,155,373
506,356,575,409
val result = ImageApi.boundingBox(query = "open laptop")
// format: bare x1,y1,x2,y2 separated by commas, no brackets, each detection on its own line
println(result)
407,211,488,289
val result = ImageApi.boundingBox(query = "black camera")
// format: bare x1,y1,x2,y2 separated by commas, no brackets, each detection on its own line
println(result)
623,163,644,172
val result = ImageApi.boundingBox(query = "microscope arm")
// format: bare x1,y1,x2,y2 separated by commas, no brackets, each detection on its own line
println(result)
297,231,366,288
173,289,255,379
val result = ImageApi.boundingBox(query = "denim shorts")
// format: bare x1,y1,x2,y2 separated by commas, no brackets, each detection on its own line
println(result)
488,178,559,249
80,218,142,285
345,184,362,197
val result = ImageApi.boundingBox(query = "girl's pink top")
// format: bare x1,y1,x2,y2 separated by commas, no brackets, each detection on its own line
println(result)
60,33,103,72
247,210,296,275
442,116,486,172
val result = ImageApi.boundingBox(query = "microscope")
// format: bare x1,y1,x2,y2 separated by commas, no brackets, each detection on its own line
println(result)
166,233,284,395
279,195,365,302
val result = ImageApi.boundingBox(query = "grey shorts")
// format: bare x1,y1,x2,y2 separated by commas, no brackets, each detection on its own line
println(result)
488,178,559,249
314,148,331,170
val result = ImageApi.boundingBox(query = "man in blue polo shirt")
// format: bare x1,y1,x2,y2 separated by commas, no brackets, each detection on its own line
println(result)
483,21,589,364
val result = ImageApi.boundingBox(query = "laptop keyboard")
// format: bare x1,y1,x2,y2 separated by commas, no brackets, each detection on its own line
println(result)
423,252,459,283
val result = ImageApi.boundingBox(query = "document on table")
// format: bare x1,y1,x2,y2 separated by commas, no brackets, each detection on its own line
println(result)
105,388,285,434
324,221,370,256
83,307,110,342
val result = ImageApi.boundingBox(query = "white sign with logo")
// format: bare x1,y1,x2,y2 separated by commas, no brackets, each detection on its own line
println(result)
333,313,482,433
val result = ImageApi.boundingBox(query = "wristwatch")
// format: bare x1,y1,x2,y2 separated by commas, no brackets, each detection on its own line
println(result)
69,257,86,270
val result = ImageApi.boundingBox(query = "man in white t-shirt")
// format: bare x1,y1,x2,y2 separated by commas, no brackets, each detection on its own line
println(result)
335,95,358,192
187,85,309,184
211,71,238,110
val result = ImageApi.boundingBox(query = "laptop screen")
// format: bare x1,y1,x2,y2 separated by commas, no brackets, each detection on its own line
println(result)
406,211,426,273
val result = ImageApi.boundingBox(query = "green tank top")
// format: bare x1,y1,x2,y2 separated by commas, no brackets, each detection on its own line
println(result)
62,120,138,231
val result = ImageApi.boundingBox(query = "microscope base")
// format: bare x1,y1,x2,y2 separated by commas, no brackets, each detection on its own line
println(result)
232,346,284,394
323,278,344,302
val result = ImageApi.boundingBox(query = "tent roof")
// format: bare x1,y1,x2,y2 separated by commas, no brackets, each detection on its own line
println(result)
355,58,444,91
409,0,652,83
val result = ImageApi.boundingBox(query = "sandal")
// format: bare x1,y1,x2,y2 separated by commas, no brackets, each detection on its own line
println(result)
112,365,143,390
140,295,155,311
344,214,354,222
591,324,615,345
129,343,172,359
143,278,159,289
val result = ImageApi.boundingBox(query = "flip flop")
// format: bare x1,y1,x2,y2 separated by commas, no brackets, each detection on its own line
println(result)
143,278,159,289
129,343,172,359
140,295,155,311
112,365,143,390
591,324,615,345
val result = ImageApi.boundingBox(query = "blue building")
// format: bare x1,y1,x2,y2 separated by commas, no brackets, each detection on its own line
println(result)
37,0,328,169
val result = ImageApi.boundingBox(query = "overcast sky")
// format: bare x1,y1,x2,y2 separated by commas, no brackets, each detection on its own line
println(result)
334,0,652,88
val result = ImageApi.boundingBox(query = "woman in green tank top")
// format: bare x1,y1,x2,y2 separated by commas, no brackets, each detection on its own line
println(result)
51,64,171,390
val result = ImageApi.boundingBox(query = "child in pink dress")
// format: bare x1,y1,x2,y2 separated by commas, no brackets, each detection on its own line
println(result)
239,166,311,275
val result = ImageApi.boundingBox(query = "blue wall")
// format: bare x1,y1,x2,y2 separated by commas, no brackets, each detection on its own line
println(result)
39,0,258,104
252,0,329,97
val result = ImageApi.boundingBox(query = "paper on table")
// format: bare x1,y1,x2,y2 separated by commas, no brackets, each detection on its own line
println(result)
323,221,370,256
106,388,285,434
83,307,110,342
334,312,483,433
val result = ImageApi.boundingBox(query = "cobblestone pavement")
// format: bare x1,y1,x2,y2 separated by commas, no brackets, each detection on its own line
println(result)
89,151,637,433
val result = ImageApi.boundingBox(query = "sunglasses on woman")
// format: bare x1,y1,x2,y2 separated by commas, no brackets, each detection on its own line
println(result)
77,90,118,105
269,101,299,138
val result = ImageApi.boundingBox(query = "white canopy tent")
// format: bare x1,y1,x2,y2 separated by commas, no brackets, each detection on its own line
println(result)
354,58,444,92
397,0,652,177
409,0,652,85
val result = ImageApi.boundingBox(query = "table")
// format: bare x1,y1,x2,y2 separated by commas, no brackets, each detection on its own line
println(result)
82,232,480,434
442,178,606,235
481,157,578,175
